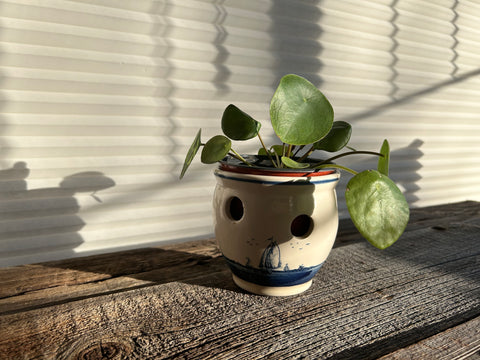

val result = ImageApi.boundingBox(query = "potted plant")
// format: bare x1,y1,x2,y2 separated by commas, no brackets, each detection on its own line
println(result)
180,74,409,296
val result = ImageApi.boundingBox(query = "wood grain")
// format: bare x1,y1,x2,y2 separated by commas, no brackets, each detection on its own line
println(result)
379,316,480,360
0,201,478,359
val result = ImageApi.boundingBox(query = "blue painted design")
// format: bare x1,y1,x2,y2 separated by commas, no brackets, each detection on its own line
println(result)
215,173,338,185
224,256,323,287
259,238,281,269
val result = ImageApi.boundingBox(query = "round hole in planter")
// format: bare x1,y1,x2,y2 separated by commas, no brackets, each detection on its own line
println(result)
227,196,244,221
291,214,313,238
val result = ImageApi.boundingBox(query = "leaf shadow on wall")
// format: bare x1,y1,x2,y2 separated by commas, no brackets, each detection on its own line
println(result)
0,163,115,266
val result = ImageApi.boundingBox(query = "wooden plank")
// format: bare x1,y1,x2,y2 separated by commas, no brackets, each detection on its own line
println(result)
1,201,477,304
406,200,480,230
0,256,229,315
0,241,226,314
0,238,221,299
0,207,478,359
379,316,480,360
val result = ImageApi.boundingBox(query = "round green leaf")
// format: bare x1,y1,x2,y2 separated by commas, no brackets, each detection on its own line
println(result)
270,74,334,145
314,121,352,152
271,145,284,156
258,147,268,156
201,135,231,164
378,139,390,176
222,104,261,140
281,156,310,169
345,170,409,249
179,129,202,179
259,145,284,157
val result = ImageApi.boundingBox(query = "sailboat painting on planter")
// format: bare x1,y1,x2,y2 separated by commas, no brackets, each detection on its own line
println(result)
259,238,281,270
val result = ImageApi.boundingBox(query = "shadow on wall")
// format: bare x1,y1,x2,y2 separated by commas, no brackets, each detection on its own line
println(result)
391,139,424,205
0,162,115,266
0,97,10,169
343,68,480,124
334,68,480,211
266,0,426,209
269,0,323,86
351,139,424,205
212,0,230,92
148,2,186,177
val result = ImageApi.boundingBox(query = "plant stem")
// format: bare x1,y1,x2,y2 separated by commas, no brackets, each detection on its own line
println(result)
314,163,358,175
257,133,279,168
229,149,253,166
312,150,384,167
286,144,293,158
274,151,281,166
279,144,286,168
296,144,316,163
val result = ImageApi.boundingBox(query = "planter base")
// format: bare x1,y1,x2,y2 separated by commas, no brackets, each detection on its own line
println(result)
232,274,312,296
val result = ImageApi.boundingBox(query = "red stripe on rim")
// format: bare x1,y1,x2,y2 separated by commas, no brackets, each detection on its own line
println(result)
219,163,335,177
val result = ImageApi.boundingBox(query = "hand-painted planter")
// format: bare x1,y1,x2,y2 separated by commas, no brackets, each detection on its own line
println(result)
213,157,340,296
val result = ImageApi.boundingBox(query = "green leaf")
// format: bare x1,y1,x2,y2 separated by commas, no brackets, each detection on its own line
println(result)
179,129,202,179
281,156,310,169
378,139,390,176
314,121,352,152
345,170,409,249
258,147,268,156
259,145,283,157
270,74,334,145
221,104,261,140
271,145,284,156
201,135,231,164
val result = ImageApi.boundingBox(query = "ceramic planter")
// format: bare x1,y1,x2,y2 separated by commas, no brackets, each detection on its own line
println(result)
213,158,340,296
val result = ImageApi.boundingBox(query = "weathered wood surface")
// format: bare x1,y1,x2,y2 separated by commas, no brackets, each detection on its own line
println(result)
378,316,480,360
0,201,478,359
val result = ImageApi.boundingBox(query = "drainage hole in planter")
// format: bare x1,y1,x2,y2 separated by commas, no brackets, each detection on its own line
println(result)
227,196,244,221
291,214,313,238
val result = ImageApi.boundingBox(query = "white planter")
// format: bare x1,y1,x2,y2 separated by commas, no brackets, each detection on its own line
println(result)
213,159,340,296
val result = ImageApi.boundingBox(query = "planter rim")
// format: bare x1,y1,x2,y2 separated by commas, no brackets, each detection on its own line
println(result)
218,155,337,178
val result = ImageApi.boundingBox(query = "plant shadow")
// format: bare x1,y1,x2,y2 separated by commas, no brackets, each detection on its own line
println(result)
19,242,242,305
0,162,115,267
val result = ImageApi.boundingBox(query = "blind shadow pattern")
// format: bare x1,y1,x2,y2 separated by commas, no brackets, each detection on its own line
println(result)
0,0,479,266
269,0,323,86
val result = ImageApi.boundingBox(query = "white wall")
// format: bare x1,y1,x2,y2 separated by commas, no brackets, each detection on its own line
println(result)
1,0,479,266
